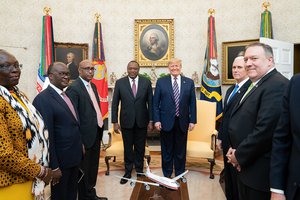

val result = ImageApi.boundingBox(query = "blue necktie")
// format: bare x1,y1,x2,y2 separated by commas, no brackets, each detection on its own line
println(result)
227,84,239,103
173,77,180,116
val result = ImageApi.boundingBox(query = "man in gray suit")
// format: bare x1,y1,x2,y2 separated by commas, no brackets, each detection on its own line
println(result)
111,60,153,184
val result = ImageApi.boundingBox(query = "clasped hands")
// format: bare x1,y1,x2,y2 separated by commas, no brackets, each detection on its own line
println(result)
226,147,241,172
39,167,62,186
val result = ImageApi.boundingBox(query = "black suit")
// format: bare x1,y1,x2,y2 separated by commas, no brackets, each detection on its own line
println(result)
111,76,152,174
228,69,288,199
271,74,300,200
218,79,251,200
66,78,103,200
33,86,82,200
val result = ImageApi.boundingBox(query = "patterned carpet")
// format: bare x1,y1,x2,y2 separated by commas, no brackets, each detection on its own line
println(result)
99,151,223,176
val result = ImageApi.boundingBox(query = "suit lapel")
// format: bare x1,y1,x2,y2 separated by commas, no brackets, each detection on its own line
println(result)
47,87,78,122
78,78,94,107
233,69,277,114
135,76,142,100
168,76,175,102
125,77,135,100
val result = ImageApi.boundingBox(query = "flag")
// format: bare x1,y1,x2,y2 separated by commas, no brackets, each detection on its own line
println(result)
260,9,273,38
200,14,223,120
37,14,54,93
91,20,109,125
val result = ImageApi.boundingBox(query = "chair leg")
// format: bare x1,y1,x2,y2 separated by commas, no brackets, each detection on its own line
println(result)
105,156,113,176
208,158,215,179
113,156,116,162
144,155,151,165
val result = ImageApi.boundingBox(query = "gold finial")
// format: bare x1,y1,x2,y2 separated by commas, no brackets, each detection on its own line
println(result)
95,13,101,22
208,8,215,16
262,1,271,10
43,7,51,15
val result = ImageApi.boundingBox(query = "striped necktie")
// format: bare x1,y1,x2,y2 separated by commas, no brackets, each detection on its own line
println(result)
173,77,180,117
88,83,103,128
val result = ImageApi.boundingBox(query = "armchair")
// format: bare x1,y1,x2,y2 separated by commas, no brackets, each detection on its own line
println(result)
187,100,218,179
103,128,151,175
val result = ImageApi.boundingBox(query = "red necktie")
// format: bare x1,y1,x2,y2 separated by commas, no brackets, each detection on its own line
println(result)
132,79,137,97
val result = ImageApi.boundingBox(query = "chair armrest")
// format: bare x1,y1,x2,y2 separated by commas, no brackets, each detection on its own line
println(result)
210,130,218,151
103,131,112,151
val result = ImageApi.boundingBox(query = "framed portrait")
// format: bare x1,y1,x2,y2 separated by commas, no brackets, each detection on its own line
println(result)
222,39,258,84
54,42,88,80
134,19,174,67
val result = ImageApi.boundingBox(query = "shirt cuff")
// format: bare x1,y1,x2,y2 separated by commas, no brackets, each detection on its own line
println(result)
270,188,284,194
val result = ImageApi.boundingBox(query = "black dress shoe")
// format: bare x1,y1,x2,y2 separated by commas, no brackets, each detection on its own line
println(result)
94,196,108,200
120,174,131,184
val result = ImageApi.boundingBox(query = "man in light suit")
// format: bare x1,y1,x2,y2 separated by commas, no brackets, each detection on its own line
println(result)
111,60,153,184
66,60,107,200
270,74,300,200
226,43,289,200
217,54,251,200
153,58,196,177
33,62,83,200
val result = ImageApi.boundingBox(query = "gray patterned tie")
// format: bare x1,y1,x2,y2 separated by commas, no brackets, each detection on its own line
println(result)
173,77,180,116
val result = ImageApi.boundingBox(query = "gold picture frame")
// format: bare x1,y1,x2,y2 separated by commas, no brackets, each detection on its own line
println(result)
135,19,174,67
54,42,88,80
222,39,258,84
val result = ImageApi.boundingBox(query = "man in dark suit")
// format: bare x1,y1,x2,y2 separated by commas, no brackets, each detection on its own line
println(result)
111,60,153,184
66,52,79,81
270,74,300,200
66,60,107,200
217,54,251,200
33,62,83,200
153,58,196,177
226,43,289,200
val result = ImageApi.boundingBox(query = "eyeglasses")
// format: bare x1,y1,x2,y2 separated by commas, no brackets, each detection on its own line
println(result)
50,72,70,77
0,62,23,70
80,67,96,72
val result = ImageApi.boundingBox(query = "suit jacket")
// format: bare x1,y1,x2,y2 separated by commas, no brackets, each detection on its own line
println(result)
66,78,102,148
111,76,153,129
33,86,82,169
218,79,251,152
228,69,288,192
270,74,300,199
153,75,197,132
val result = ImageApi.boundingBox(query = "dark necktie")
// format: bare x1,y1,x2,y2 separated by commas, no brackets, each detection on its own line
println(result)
132,79,137,97
61,92,77,121
173,77,180,117
227,84,239,104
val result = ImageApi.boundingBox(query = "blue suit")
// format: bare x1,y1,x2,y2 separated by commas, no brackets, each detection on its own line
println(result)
33,86,82,200
153,75,196,176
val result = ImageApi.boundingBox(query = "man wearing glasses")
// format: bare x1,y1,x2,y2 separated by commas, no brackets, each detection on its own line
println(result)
33,62,82,200
67,60,107,200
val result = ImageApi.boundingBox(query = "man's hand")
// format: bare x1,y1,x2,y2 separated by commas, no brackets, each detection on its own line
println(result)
226,147,241,172
188,123,195,131
51,168,62,186
113,123,120,134
216,139,222,151
271,192,286,200
154,122,162,131
147,122,154,132
42,168,53,185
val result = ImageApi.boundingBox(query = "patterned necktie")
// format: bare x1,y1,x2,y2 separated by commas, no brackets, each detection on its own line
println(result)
61,92,77,121
173,77,180,117
88,83,103,128
227,84,239,104
132,79,137,97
